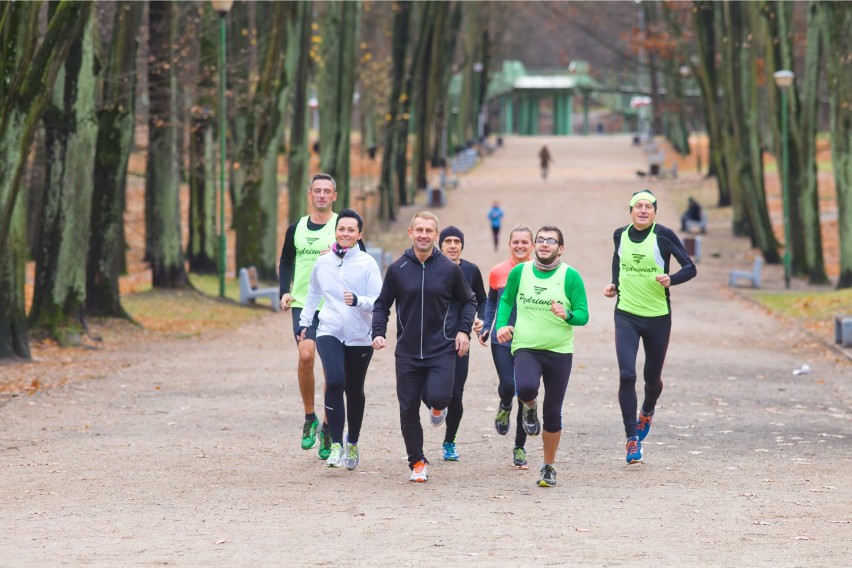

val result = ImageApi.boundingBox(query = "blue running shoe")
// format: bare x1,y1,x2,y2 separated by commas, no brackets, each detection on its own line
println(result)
637,412,653,441
442,441,459,461
626,436,643,464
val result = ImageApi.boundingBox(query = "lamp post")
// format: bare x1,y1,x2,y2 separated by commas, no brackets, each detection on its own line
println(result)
773,69,794,289
211,0,233,298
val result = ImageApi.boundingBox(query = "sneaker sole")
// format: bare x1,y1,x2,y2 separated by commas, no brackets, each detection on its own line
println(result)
626,457,643,464
410,476,428,482
514,463,530,470
443,456,459,462
537,479,556,487
301,439,318,450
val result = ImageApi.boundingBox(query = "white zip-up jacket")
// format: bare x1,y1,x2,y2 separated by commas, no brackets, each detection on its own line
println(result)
299,247,383,346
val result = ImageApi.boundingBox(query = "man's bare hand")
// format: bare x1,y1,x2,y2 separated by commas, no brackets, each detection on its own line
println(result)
496,325,514,343
280,293,294,311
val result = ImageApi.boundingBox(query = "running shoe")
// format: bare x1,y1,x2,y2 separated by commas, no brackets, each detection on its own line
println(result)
513,447,528,469
521,403,541,436
637,411,653,441
410,461,428,482
625,436,643,464
537,464,557,487
442,441,459,461
301,418,319,450
317,428,332,460
344,442,360,471
494,405,511,436
326,442,345,468
430,407,448,427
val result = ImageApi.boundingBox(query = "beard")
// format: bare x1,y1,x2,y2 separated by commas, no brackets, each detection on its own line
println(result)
535,249,560,265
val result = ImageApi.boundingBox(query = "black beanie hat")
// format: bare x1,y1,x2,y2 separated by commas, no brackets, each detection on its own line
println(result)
439,226,464,249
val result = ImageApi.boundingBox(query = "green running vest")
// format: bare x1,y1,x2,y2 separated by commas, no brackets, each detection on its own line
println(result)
617,224,668,317
512,263,574,354
291,213,338,308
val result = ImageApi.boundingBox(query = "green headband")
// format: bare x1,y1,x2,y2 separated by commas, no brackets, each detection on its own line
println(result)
630,191,657,208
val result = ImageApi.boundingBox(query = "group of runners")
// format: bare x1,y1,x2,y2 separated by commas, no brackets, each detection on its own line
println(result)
279,174,696,487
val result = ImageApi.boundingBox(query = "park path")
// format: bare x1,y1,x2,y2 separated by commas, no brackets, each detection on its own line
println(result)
1,135,850,566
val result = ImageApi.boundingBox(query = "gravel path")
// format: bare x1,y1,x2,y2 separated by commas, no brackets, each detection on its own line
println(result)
1,135,849,566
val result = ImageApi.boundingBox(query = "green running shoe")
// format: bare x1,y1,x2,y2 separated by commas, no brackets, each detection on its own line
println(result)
301,418,319,450
494,406,511,436
513,447,528,469
317,428,332,460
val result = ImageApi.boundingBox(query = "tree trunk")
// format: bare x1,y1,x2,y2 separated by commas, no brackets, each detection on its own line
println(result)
147,1,189,288
776,2,828,284
30,17,98,344
0,2,90,359
229,2,290,276
87,1,143,318
412,2,439,191
318,0,361,208
286,1,312,225
430,3,463,167
819,2,852,288
379,0,412,221
187,7,218,275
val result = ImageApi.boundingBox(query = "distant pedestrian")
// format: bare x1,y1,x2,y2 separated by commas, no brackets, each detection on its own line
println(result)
603,190,697,465
487,201,505,251
539,144,553,179
371,212,477,483
299,209,382,470
495,225,589,487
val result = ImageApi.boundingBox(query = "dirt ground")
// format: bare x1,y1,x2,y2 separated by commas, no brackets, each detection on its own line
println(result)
1,135,850,566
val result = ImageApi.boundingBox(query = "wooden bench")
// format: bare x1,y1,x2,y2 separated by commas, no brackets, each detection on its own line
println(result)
239,266,280,311
728,257,764,288
835,316,852,348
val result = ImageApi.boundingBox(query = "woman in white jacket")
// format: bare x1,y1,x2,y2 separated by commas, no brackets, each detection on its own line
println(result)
298,209,382,470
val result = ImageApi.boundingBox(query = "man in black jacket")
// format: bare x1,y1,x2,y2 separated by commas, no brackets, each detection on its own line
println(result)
372,211,477,483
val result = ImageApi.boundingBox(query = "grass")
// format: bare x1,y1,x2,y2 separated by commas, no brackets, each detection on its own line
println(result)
752,288,852,336
121,274,270,335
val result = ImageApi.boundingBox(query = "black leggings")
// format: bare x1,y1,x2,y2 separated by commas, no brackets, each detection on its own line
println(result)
443,355,469,443
514,349,573,433
315,336,373,445
492,343,528,448
614,310,671,438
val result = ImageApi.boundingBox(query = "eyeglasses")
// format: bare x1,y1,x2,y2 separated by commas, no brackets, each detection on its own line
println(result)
535,237,559,245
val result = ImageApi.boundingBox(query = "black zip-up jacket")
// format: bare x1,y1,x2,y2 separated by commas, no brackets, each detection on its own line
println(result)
372,247,476,359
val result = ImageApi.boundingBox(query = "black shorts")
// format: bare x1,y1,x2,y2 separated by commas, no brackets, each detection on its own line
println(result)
291,307,320,343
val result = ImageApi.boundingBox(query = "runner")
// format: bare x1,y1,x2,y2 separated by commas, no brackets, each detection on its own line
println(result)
298,209,382,470
432,226,487,461
278,173,339,460
486,201,504,251
495,225,588,487
603,190,697,464
371,212,477,483
479,225,534,468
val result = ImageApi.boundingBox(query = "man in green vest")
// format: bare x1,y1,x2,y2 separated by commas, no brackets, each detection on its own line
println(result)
495,225,589,488
278,174,339,460
603,190,696,465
